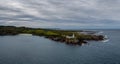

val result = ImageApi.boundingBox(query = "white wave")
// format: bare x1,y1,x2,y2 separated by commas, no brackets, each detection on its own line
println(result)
104,35,108,39
101,39,109,42
95,31,104,35
98,31,103,34
101,35,109,42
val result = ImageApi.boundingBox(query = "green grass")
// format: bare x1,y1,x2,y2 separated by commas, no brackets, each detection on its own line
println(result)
0,26,104,40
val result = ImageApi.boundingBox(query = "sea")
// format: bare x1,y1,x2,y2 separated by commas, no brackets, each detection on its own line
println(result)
0,29,120,64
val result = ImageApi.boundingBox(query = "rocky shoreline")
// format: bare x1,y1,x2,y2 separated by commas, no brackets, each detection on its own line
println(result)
0,26,105,45
45,35,104,45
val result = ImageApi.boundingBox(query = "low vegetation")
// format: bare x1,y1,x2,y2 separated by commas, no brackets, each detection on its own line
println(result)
0,26,104,45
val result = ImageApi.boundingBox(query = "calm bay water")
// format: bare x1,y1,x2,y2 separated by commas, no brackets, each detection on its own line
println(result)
0,30,120,64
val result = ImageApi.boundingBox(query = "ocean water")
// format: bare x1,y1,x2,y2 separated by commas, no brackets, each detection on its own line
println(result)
0,30,120,64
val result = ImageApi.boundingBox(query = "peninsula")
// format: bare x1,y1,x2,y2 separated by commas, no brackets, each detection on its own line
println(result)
0,26,105,45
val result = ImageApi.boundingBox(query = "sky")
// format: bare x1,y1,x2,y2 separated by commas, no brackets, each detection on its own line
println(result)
0,0,120,29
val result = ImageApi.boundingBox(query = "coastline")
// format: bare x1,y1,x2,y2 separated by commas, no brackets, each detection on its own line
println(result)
0,26,106,45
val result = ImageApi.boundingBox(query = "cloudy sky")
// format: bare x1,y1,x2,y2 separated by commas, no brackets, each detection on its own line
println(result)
0,0,120,29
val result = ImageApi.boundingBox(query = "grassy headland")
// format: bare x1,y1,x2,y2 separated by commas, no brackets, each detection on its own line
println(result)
0,26,104,45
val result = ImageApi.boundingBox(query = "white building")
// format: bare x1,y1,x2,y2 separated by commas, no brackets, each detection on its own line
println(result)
66,33,75,39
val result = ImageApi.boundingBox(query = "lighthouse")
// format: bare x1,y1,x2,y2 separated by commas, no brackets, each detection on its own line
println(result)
66,33,75,39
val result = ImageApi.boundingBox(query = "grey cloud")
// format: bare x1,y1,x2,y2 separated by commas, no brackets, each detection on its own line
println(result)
0,0,120,29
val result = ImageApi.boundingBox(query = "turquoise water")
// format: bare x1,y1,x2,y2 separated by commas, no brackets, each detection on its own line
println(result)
0,30,120,64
